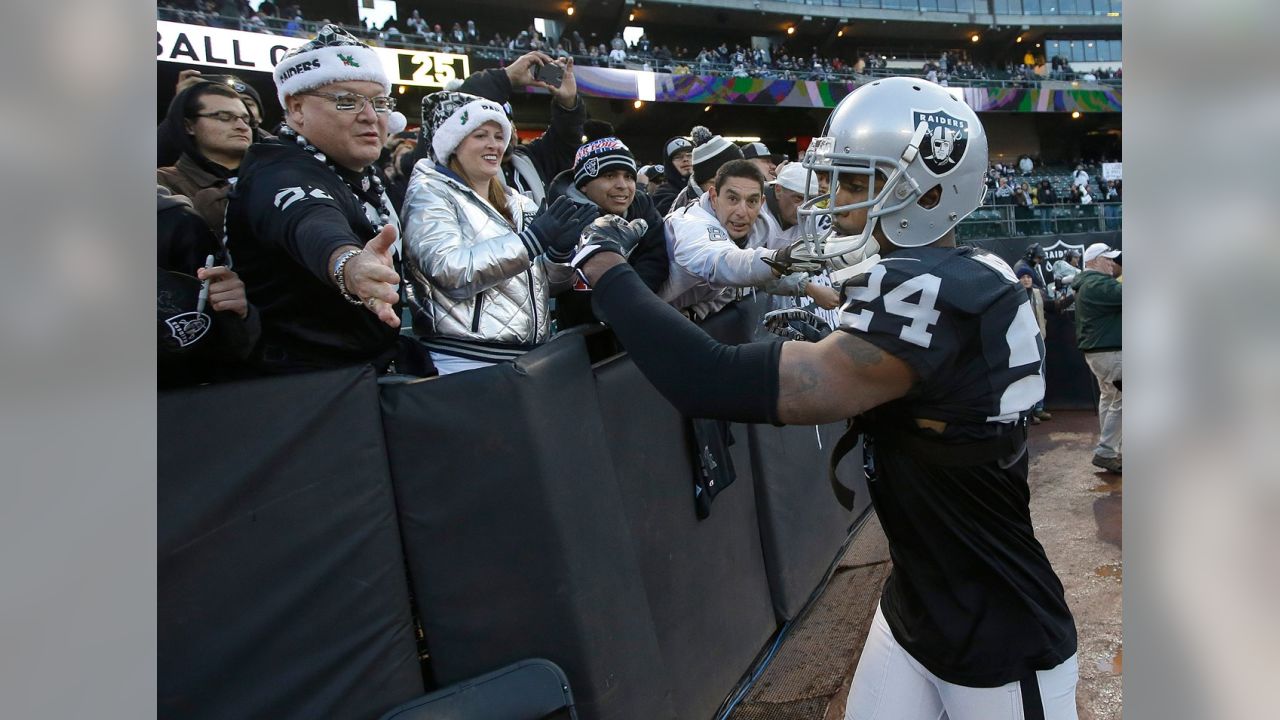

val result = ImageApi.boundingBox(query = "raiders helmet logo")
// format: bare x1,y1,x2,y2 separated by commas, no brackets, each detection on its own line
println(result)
165,311,211,348
583,157,600,177
913,110,969,176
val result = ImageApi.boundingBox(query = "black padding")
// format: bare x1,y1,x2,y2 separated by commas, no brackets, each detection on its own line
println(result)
379,658,576,720
593,353,777,720
159,366,423,720
381,336,678,720
703,296,872,621
1043,312,1096,410
747,422,869,621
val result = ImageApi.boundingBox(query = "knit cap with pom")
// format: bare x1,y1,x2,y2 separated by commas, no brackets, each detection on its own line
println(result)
690,125,743,186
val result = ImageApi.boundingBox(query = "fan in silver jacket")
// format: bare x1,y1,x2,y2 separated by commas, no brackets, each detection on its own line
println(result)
401,163,575,364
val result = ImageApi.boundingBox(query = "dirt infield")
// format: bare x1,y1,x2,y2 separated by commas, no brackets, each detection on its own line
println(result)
728,410,1122,720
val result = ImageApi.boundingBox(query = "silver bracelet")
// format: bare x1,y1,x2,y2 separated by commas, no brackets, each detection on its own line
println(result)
332,249,363,305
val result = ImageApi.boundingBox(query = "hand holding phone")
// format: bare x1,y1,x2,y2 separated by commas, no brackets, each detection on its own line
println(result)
534,63,564,89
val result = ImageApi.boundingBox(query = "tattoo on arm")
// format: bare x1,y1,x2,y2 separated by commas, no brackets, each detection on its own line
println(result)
775,331,914,425
832,332,885,368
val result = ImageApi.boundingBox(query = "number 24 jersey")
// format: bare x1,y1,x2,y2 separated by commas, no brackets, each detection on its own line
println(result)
838,245,1045,443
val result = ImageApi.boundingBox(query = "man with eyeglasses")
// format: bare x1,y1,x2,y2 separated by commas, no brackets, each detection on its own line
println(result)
158,80,254,235
224,26,409,375
160,71,273,168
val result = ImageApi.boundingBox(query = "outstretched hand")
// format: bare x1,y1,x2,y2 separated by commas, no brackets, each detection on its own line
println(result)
342,225,402,328
805,282,842,310
570,215,649,273
535,198,600,262
763,238,824,277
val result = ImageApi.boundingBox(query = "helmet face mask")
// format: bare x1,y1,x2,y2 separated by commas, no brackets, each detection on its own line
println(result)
798,77,988,252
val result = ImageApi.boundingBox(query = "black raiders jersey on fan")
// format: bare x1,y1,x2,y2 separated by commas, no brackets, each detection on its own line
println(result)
838,245,1045,443
837,245,1077,687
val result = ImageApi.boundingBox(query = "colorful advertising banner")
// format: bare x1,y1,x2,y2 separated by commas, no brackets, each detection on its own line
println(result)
156,21,1118,112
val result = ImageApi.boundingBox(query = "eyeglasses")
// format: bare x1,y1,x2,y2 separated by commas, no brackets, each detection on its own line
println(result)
195,110,252,125
302,91,396,114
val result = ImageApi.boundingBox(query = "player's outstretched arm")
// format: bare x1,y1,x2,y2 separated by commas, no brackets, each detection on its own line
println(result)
775,333,914,425
581,252,914,425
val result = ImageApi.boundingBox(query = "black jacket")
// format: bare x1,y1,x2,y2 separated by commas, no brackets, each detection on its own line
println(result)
650,171,690,216
225,139,399,374
545,169,670,328
158,189,261,388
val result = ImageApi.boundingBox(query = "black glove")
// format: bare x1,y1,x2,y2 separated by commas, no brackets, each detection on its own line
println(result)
524,197,599,262
762,307,833,342
547,201,600,262
761,238,823,277
569,215,649,272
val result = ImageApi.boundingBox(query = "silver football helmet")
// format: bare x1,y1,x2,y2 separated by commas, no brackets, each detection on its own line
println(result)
798,77,988,251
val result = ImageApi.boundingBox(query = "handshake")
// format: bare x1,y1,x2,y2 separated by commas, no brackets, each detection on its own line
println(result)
764,233,882,278
529,200,648,271
568,214,650,272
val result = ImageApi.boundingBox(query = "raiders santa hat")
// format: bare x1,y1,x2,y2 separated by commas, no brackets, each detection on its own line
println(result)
420,90,513,163
273,25,390,109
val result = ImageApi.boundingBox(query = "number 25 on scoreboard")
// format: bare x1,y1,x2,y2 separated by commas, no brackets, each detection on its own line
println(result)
397,52,467,88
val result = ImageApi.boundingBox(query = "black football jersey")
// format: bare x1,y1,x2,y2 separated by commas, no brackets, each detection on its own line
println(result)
838,245,1045,442
838,245,1076,687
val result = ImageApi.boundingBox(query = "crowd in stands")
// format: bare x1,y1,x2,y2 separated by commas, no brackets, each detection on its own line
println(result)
156,3,1120,88
975,158,1122,236
157,20,1121,390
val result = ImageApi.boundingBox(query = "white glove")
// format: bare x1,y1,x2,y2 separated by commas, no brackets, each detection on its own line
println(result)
822,234,880,271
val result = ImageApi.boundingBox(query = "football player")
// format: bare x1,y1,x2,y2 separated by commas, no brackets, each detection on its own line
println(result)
567,77,1079,719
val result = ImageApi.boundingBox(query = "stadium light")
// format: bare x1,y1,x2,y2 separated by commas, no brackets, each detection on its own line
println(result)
837,29,844,38
629,12,635,21
703,105,712,112
633,100,643,109
970,33,980,43
566,5,574,16
397,85,406,94
1071,111,1081,119
1016,36,1023,43
787,26,795,36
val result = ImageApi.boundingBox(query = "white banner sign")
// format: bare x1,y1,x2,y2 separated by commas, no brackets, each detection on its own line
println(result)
1101,162,1122,181
157,21,468,89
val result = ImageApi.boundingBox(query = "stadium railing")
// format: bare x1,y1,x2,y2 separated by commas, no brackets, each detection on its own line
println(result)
155,10,1122,91
959,201,1123,240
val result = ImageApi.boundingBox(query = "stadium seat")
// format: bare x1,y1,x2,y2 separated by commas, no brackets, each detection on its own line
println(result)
378,659,577,720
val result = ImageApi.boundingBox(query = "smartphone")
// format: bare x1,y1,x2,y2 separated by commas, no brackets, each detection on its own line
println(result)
534,63,564,89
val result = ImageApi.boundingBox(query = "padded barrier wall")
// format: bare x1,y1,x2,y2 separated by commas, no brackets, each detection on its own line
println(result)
699,299,870,623
593,354,776,720
158,299,887,719
159,286,1097,718
158,366,424,720
380,336,678,720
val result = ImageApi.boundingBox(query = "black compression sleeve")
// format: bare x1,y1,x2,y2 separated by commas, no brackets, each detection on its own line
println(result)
591,263,782,425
